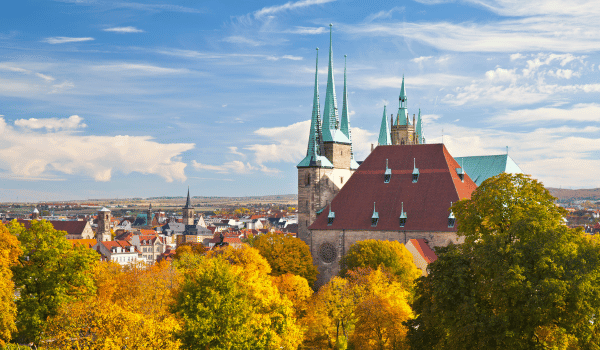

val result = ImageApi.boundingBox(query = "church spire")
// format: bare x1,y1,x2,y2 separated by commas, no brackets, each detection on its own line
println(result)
184,186,192,209
416,108,423,144
307,48,321,158
340,54,349,139
378,105,391,145
322,23,338,132
397,75,408,125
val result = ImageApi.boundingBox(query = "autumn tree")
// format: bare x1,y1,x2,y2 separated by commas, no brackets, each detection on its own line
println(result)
271,273,313,319
0,222,21,346
408,173,600,349
340,239,420,292
248,232,318,285
173,246,303,349
9,220,98,343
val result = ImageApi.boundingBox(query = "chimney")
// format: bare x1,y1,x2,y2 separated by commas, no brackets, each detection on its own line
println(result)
371,143,374,152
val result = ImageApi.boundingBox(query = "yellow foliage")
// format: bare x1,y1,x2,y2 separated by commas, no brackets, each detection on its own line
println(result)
45,298,181,349
0,222,21,346
271,273,313,319
207,244,272,275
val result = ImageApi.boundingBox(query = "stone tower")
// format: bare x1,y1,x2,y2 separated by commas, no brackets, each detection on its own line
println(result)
147,202,153,226
97,207,111,242
386,76,424,146
182,187,194,226
297,25,357,246
32,207,40,220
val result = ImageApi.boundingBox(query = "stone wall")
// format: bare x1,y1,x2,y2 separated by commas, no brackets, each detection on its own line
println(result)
309,228,464,288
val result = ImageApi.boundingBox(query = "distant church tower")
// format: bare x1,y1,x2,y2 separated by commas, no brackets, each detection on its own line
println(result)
147,202,153,226
297,24,358,245
182,187,194,226
32,207,40,220
384,76,424,146
97,207,111,242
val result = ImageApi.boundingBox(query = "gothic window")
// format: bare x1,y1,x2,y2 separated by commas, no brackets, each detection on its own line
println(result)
401,138,405,145
318,242,337,263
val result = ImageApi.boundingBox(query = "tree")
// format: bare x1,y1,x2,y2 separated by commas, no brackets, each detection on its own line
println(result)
271,273,313,319
8,220,99,343
248,232,318,285
340,239,420,292
0,222,21,346
408,173,600,349
173,247,303,349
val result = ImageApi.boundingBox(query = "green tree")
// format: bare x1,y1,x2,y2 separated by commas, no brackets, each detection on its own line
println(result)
408,173,600,349
249,232,318,285
172,247,303,349
9,220,99,343
0,222,21,346
340,239,420,292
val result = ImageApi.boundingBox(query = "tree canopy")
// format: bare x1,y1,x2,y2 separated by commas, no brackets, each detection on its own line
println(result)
340,239,420,291
248,232,318,285
9,220,99,343
408,173,600,349
0,222,21,346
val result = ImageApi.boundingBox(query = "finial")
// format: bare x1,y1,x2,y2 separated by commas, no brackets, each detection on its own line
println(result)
316,47,319,50
506,146,509,154
386,159,389,169
329,23,333,27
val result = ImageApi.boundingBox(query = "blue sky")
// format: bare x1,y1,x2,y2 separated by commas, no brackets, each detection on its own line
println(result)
1,0,599,201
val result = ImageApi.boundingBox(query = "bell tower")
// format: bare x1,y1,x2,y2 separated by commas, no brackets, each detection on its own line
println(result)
97,207,111,242
182,187,194,226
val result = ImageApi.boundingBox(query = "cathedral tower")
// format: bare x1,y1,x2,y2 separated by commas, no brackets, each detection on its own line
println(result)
387,76,424,145
297,25,357,245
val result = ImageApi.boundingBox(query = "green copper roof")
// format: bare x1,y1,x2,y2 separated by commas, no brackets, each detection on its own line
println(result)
341,55,357,158
454,154,523,186
297,154,334,168
378,105,391,145
397,75,409,126
302,48,321,161
322,24,338,137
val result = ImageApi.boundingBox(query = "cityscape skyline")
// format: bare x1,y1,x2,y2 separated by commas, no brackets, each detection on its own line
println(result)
1,0,599,201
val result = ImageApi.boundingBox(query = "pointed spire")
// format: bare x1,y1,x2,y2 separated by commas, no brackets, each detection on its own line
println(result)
322,24,339,134
184,186,192,209
340,55,350,139
378,105,391,145
416,108,423,144
397,75,408,126
307,48,321,158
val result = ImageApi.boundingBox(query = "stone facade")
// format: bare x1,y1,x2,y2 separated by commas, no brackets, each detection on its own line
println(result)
298,167,354,243
97,208,111,242
322,143,352,169
309,228,463,287
391,117,417,145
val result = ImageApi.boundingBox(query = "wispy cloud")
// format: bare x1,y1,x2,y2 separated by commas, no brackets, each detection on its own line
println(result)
92,63,190,75
284,26,328,34
364,6,404,23
192,160,279,175
254,0,335,18
35,73,55,82
103,26,144,33
223,36,266,46
55,0,203,14
43,36,94,44
490,103,600,125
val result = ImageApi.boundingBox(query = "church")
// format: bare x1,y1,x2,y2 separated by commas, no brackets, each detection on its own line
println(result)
297,25,522,286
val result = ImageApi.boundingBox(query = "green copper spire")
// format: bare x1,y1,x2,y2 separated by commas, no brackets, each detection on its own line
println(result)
298,48,333,168
397,75,409,126
378,105,391,145
322,24,338,132
320,24,350,144
416,108,423,144
340,54,349,139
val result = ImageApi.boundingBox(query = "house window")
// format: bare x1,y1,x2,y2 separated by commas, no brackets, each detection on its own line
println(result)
399,217,406,227
412,158,419,183
371,202,379,227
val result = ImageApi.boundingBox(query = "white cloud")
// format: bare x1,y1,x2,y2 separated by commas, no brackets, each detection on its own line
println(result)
103,26,144,33
247,120,310,164
35,73,55,82
0,116,194,182
485,67,518,82
490,103,600,125
0,64,29,73
411,56,432,63
281,55,303,61
510,53,525,60
192,160,280,175
43,37,94,44
425,121,600,188
92,63,189,75
50,81,75,94
254,0,335,18
364,7,404,23
284,26,328,34
229,146,246,158
15,115,86,131
360,73,471,89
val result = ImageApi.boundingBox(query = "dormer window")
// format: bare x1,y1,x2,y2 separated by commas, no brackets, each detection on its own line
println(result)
371,202,379,227
448,202,456,228
456,167,465,182
384,159,391,183
327,205,335,226
399,202,407,227
412,158,419,183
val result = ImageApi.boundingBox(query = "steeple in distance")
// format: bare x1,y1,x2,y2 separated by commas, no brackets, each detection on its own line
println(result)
322,24,338,132
184,186,192,209
397,75,409,126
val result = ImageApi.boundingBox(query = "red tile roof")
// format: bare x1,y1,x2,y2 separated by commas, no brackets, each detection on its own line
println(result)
17,219,89,236
408,239,438,263
309,144,477,232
